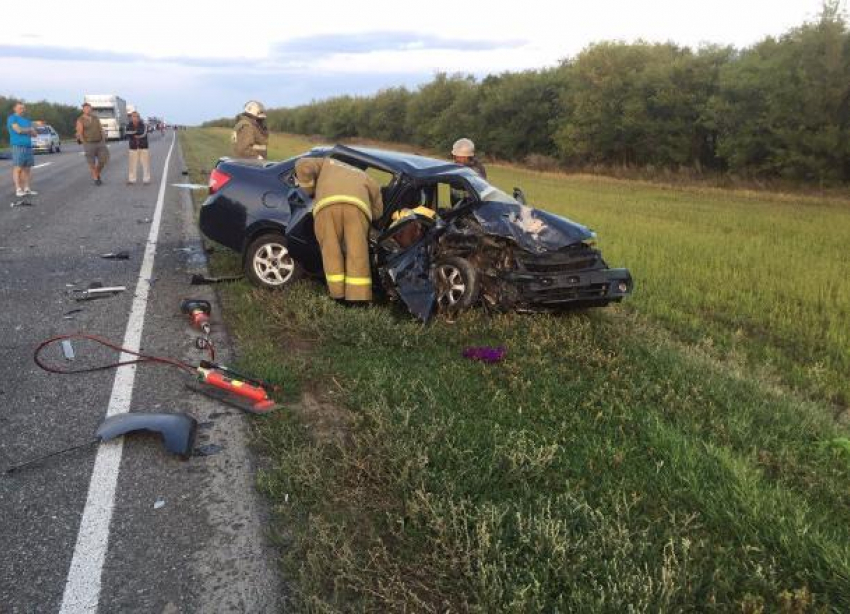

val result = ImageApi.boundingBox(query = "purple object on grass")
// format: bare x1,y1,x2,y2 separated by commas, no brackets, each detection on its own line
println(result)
462,346,507,363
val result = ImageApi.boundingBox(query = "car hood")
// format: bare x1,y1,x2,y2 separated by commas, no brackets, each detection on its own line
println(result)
469,201,594,253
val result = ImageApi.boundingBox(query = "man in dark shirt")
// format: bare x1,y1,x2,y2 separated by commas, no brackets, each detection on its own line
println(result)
126,111,150,185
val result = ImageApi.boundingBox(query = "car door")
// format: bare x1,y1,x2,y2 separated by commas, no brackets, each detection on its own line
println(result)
277,165,324,274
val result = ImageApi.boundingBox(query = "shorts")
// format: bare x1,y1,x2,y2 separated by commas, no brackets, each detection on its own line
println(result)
83,141,110,166
11,145,34,168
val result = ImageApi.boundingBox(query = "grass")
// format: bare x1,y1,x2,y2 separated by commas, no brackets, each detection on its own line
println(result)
180,128,850,612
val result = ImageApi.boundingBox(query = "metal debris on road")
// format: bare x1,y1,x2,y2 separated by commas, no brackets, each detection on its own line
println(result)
193,444,224,457
71,282,127,301
63,308,84,320
61,340,75,361
153,499,166,510
100,251,131,260
170,183,207,190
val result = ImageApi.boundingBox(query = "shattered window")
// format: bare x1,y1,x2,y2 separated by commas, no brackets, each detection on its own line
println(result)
467,175,520,205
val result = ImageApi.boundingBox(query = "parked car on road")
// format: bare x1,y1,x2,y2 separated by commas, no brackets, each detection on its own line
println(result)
32,125,61,154
199,145,633,320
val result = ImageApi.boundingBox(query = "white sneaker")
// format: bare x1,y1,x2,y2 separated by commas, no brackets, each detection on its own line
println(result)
24,188,38,196
15,188,26,197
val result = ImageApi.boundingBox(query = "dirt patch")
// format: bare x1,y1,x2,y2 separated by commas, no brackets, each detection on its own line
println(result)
292,387,352,445
282,336,317,356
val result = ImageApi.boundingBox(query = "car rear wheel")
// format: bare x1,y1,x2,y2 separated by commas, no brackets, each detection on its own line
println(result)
244,233,303,289
434,256,480,314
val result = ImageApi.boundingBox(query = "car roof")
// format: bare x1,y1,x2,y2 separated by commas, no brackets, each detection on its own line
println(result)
324,144,468,178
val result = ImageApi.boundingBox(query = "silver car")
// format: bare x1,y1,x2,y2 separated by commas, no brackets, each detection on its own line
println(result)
32,125,61,154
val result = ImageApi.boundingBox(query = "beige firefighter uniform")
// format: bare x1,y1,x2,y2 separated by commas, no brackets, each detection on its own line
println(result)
294,158,383,301
232,114,269,159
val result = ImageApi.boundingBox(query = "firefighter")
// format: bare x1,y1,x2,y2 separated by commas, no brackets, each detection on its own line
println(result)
232,101,269,159
451,138,487,178
294,157,383,302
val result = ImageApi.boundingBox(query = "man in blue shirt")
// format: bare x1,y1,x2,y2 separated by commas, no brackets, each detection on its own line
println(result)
6,101,38,198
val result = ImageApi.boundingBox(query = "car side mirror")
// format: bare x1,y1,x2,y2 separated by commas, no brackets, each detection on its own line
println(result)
513,187,527,206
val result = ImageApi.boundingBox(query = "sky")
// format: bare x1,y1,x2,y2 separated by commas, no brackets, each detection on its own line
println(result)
0,0,829,125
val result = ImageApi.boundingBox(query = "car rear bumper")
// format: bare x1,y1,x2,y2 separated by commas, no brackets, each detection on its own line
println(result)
198,193,246,252
501,266,633,306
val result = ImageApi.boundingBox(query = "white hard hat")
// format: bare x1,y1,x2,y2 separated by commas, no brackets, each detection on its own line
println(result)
452,138,475,157
243,100,267,119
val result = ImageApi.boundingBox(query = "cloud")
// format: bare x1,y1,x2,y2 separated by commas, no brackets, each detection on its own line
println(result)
0,31,529,124
0,31,527,71
0,44,249,68
0,54,437,124
272,31,528,56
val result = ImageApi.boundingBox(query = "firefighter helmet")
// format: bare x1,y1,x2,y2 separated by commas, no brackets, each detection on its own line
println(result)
451,138,475,157
243,100,267,119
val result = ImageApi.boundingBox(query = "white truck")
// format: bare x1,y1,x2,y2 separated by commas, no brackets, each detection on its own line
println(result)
84,94,128,140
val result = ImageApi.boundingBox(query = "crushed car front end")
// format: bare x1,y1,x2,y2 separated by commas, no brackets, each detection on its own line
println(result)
497,242,632,309
435,211,632,312
377,195,634,320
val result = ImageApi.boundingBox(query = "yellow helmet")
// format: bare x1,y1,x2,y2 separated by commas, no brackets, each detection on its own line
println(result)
451,138,475,157
243,100,267,119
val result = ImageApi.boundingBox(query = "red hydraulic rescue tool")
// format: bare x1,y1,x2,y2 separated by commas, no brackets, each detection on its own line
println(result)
194,360,278,414
180,299,212,335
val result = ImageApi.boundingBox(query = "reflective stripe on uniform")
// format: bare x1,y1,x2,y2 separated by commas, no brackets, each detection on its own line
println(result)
345,277,371,286
326,273,345,283
313,195,372,220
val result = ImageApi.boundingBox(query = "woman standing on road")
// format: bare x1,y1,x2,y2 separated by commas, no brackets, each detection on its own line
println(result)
125,111,150,185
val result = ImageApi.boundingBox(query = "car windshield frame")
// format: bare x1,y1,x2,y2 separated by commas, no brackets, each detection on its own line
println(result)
437,167,521,206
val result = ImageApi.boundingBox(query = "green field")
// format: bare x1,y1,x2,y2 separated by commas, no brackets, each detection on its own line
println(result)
181,128,850,612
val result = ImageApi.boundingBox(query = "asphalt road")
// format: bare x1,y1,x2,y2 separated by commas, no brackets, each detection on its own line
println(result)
0,134,283,612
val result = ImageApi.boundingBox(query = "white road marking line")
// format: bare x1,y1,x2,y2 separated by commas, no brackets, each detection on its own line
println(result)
33,162,51,169
59,134,176,614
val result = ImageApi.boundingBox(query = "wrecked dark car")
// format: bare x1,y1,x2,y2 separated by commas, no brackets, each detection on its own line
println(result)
199,145,633,320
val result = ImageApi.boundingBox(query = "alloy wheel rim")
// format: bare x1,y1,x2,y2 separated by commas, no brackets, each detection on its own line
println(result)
436,264,466,309
253,242,295,286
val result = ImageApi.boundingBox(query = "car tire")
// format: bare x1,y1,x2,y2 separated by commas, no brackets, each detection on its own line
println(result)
243,233,303,290
434,256,480,314
56,144,61,153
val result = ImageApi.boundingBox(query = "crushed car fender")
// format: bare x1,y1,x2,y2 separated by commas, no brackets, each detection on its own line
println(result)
96,413,198,460
470,202,595,253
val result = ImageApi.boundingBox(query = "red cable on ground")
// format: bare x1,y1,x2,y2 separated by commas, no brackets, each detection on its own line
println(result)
33,332,214,376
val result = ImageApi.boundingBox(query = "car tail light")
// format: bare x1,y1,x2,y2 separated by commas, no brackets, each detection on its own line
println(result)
209,168,231,194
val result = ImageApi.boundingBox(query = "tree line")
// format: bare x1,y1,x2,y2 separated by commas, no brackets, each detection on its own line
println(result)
0,96,80,145
207,3,850,182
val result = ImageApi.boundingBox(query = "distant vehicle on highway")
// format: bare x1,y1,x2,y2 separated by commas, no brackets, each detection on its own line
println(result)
32,125,62,154
84,94,128,140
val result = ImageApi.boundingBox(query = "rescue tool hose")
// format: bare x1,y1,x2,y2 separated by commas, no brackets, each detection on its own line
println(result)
33,332,214,376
